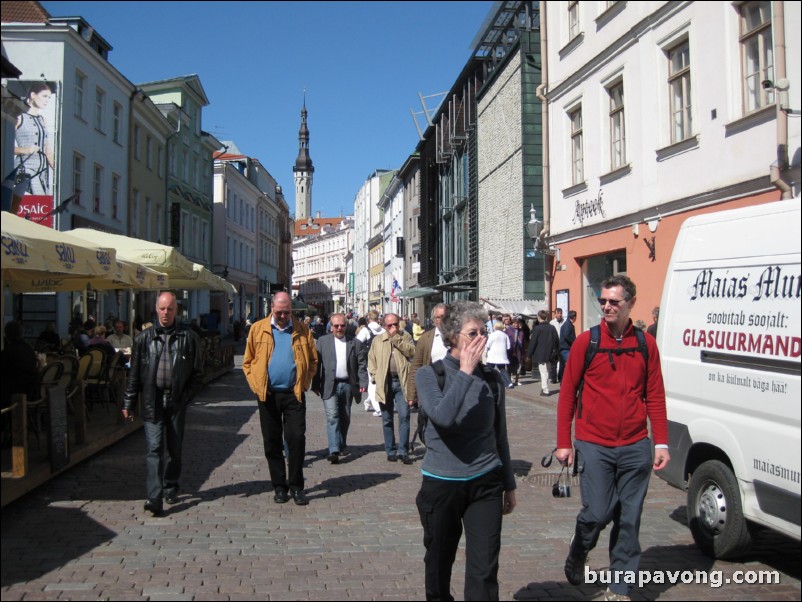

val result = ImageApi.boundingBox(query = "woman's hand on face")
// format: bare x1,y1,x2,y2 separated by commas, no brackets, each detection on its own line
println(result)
459,333,486,375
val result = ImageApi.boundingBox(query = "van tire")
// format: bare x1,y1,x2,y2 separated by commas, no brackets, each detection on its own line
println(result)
687,460,753,559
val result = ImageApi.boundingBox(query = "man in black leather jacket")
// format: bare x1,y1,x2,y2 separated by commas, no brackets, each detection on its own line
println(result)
123,291,203,516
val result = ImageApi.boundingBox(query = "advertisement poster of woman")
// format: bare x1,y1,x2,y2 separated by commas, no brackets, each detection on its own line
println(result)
9,80,59,226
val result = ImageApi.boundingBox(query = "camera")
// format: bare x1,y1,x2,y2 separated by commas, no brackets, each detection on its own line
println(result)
552,482,571,498
762,79,774,90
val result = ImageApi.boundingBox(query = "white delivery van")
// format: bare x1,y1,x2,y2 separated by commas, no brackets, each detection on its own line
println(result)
657,198,801,559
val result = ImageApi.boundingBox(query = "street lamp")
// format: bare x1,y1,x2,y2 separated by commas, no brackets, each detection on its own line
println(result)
526,204,560,261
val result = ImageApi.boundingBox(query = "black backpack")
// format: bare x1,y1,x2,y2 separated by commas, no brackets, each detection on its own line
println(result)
415,360,500,446
362,327,376,353
576,324,649,418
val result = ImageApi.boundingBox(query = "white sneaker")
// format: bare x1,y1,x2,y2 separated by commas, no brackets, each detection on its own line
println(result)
372,411,382,417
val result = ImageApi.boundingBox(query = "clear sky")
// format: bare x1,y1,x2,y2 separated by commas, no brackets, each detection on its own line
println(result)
40,1,495,218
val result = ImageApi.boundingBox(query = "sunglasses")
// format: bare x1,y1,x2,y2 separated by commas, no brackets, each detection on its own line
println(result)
385,322,399,328
331,324,346,328
460,329,488,339
598,297,625,307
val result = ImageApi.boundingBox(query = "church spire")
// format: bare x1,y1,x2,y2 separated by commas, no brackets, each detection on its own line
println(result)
293,92,313,220
294,92,313,173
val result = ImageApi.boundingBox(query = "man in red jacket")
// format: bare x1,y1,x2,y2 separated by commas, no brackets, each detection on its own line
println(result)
555,275,669,602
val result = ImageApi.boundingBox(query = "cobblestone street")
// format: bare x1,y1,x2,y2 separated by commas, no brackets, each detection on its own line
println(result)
2,355,799,601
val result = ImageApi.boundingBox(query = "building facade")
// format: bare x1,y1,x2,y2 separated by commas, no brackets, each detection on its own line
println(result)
378,172,405,317
476,10,544,307
292,216,353,316
138,75,221,321
3,13,134,329
543,0,800,332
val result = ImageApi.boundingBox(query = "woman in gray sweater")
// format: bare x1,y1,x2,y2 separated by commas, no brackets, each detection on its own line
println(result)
414,300,517,601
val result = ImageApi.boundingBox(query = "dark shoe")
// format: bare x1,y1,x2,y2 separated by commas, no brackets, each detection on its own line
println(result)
144,499,163,516
387,455,398,462
401,456,414,465
291,489,309,506
274,489,289,504
541,389,551,396
327,453,340,464
164,488,179,504
340,447,349,457
564,535,587,586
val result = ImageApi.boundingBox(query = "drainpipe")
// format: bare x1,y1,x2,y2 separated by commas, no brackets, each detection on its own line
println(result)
771,1,793,199
535,1,552,311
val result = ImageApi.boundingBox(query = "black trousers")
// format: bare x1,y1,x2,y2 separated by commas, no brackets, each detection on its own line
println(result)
257,390,306,492
416,468,504,601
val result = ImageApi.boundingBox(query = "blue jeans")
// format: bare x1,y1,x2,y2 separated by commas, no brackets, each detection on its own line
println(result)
380,377,410,458
323,381,352,454
573,438,653,596
143,401,187,502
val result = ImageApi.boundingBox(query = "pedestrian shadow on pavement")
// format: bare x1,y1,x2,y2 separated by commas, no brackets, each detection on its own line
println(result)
305,473,403,501
0,505,115,587
514,581,603,600
512,458,535,477
165,479,274,509
303,443,387,466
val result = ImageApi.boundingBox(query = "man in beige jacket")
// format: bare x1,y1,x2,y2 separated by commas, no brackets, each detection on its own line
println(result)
243,292,317,505
367,313,416,464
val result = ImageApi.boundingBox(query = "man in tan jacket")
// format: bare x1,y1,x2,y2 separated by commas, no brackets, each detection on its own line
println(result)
367,313,416,464
243,292,317,505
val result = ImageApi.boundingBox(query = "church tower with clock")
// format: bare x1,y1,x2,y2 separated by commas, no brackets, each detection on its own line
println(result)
293,96,314,220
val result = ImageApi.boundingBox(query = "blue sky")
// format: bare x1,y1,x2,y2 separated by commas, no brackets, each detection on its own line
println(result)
41,1,494,218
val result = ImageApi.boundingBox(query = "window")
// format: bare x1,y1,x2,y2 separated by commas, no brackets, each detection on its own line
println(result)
145,197,152,240
72,153,84,206
111,174,120,220
93,164,103,214
668,40,692,143
608,82,626,170
133,125,141,160
202,222,209,262
131,189,139,237
569,107,584,185
74,71,85,119
169,142,177,176
182,146,189,182
740,1,774,112
155,203,162,243
568,1,580,40
94,87,105,131
112,102,122,143
158,146,164,178
146,136,153,170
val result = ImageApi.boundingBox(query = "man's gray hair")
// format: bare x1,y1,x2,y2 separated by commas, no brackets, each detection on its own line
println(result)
430,303,447,320
440,300,488,347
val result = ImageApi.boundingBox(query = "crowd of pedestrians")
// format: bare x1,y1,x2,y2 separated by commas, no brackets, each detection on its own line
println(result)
101,279,670,601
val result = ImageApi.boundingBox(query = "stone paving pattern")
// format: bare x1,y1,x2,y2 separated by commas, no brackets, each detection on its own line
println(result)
2,348,800,601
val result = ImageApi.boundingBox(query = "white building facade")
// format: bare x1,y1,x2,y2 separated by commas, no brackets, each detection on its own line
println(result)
3,16,134,331
351,169,394,316
293,218,353,316
543,0,800,331
378,173,406,316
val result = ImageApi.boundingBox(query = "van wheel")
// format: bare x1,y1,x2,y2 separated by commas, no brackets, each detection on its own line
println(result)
687,460,752,559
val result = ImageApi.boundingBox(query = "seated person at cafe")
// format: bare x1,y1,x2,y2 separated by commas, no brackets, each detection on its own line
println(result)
107,319,134,350
87,325,116,353
36,322,62,352
1,321,40,409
